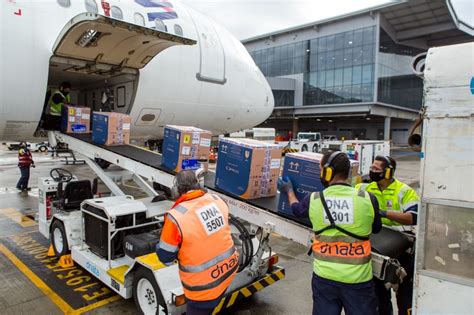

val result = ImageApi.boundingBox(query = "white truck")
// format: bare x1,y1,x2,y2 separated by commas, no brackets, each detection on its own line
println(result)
286,132,322,152
411,42,474,314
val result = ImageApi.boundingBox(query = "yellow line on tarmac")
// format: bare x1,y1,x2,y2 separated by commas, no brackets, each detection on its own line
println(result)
0,208,36,227
0,243,121,314
0,243,73,313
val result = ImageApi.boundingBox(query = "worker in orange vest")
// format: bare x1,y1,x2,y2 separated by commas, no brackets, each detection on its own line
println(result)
156,170,239,315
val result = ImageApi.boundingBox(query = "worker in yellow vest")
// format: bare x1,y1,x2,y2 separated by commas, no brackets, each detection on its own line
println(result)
278,151,382,315
156,170,238,315
45,82,71,130
356,156,419,315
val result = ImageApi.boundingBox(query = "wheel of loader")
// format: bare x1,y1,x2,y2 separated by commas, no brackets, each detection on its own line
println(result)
50,220,70,257
301,144,308,151
133,267,167,315
312,144,319,152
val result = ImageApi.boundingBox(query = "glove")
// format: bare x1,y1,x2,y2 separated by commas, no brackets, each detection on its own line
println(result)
379,211,387,218
277,176,293,193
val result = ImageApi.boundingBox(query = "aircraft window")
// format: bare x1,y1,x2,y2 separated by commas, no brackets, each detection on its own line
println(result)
57,0,71,7
111,6,123,20
141,114,156,122
117,86,126,108
154,19,167,32
174,24,183,36
85,0,98,13
134,12,145,26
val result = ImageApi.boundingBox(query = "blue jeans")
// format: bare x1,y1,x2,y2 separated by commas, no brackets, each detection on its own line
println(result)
312,274,378,315
16,166,30,190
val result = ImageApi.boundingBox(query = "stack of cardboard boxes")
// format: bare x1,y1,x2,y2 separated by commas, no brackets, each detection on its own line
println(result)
214,138,282,199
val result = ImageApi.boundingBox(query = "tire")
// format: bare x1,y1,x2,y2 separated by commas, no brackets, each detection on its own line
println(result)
312,144,319,153
39,145,48,153
133,268,167,315
95,158,111,169
301,144,308,152
50,220,69,257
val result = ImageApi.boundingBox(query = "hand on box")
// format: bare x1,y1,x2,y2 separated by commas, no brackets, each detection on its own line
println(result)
277,176,293,193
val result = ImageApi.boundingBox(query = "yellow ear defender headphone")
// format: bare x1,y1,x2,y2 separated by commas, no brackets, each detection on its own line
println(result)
321,151,346,183
381,156,394,180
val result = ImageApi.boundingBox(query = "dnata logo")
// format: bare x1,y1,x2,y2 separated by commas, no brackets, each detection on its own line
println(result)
211,256,238,279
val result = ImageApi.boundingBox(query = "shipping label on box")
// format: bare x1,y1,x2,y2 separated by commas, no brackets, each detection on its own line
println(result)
215,138,281,199
162,125,212,172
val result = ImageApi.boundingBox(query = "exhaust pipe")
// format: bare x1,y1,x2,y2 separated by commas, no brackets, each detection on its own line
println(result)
407,52,428,151
408,115,423,151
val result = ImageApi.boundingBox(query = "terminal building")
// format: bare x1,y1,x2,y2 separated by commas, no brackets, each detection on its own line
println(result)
243,0,472,144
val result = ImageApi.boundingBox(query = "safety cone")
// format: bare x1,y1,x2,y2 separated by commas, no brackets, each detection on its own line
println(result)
58,255,74,268
47,244,55,257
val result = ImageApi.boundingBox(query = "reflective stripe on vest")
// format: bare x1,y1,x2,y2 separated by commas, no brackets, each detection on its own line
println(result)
168,193,238,301
309,185,374,284
312,234,371,265
48,90,70,116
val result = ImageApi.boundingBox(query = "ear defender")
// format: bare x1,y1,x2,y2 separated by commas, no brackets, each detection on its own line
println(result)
382,156,393,180
321,151,344,183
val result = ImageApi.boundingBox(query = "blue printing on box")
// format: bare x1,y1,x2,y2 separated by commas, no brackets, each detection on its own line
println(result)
181,159,201,170
71,124,86,133
215,140,253,198
278,154,324,225
91,112,109,145
161,127,181,171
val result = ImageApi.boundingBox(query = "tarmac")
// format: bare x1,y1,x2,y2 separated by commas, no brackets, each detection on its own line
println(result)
0,145,420,314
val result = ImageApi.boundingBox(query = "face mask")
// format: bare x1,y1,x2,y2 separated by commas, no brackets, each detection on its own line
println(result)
369,171,384,182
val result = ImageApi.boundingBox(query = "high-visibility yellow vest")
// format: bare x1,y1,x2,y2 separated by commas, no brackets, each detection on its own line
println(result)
48,90,71,116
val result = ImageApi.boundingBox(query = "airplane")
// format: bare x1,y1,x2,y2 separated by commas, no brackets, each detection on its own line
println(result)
0,0,274,142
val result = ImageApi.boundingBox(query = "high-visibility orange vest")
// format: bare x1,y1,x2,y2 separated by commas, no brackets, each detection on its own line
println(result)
168,193,238,302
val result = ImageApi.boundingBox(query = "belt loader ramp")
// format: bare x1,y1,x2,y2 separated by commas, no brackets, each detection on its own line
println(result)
38,131,409,314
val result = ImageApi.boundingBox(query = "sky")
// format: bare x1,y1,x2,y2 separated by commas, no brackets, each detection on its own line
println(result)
180,0,473,40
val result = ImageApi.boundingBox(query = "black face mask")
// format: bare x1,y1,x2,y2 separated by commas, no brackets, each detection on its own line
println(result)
369,171,384,182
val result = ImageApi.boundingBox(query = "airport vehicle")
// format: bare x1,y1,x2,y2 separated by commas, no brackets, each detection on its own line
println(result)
322,135,338,141
411,42,474,314
0,0,274,143
287,132,322,152
37,130,409,314
4,141,49,152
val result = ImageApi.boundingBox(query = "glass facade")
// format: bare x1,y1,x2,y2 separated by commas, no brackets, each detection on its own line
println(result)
249,25,424,110
249,41,308,77
378,29,424,109
304,26,376,105
273,90,295,107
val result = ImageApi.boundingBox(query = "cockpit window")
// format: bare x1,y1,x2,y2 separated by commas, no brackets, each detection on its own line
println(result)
85,0,98,13
57,0,71,7
111,6,123,20
134,12,145,26
174,24,183,36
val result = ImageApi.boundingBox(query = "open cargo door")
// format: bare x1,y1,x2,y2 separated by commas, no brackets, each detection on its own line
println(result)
52,13,196,71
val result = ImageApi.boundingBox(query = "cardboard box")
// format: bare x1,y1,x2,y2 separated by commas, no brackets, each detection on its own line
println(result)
215,138,282,199
92,112,131,146
61,105,91,133
278,152,359,224
161,125,212,172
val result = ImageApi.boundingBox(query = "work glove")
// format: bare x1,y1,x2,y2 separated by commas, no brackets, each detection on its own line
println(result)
277,176,293,193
